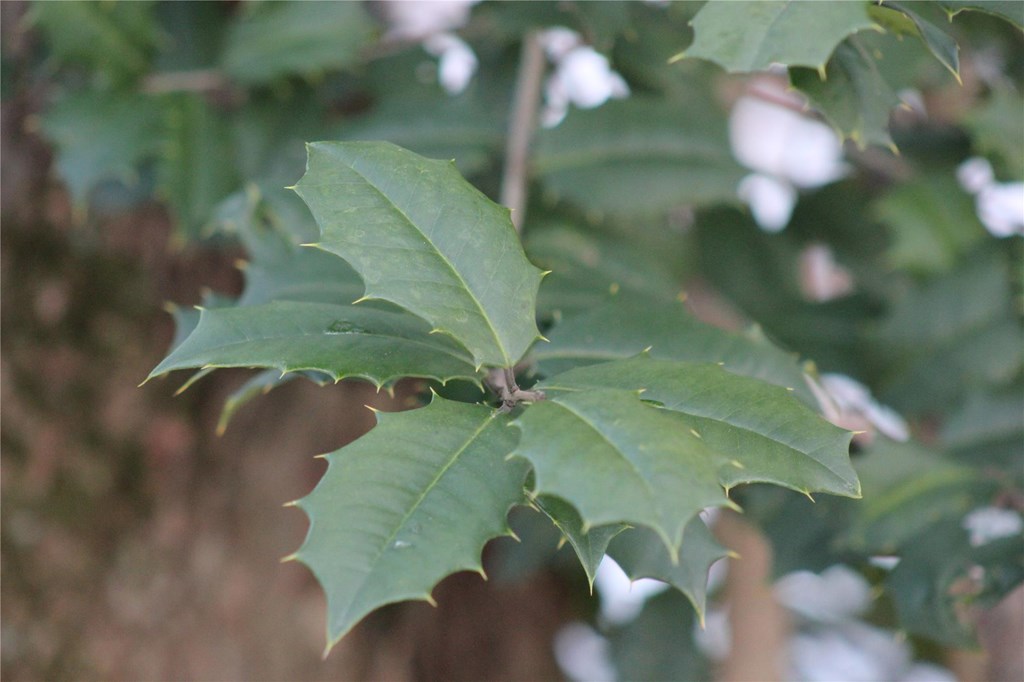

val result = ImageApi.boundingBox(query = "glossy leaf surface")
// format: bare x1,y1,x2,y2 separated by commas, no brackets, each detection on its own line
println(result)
541,355,858,497
683,1,875,72
294,141,544,368
148,301,479,388
292,398,527,648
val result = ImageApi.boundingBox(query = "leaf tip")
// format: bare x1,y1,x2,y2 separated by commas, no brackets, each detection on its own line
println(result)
280,552,299,563
800,490,816,503
425,594,438,608
667,51,686,64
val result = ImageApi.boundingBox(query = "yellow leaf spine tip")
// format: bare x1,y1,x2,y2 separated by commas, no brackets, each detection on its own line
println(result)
235,259,249,271
314,453,329,460
817,64,828,80
282,499,301,508
162,301,178,313
280,552,299,563
609,282,620,295
425,594,438,608
730,460,745,469
676,291,688,302
536,333,551,343
727,549,741,560
801,490,816,503
300,242,319,248
668,51,686,64
556,536,567,551
786,387,795,392
690,428,702,439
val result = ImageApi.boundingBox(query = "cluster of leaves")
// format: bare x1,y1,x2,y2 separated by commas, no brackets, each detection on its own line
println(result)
31,0,1023,670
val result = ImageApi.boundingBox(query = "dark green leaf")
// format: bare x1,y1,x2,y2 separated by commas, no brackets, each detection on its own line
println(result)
511,389,732,558
40,91,165,209
540,355,859,497
887,520,1024,646
608,589,711,682
222,1,376,84
291,397,528,649
157,94,240,237
148,301,480,388
533,495,627,589
533,98,745,218
294,141,544,368
874,171,987,274
965,88,1024,180
29,0,158,84
791,37,903,150
534,299,816,406
940,1,1024,28
682,0,875,72
216,368,331,435
608,517,729,619
874,2,960,78
525,221,682,318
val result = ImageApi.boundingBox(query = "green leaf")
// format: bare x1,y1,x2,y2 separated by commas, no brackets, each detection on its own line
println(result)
533,98,745,218
29,0,159,85
534,299,816,407
39,91,165,210
525,221,683,318
532,495,627,589
157,94,240,237
609,517,729,620
294,141,544,368
148,301,479,388
791,37,903,150
965,88,1024,180
511,389,732,558
290,397,528,649
887,520,1024,646
940,1,1024,28
222,1,376,85
541,355,859,497
941,386,1024,470
874,171,987,274
216,368,331,435
681,0,875,72
875,2,960,78
608,589,711,682
873,249,1023,413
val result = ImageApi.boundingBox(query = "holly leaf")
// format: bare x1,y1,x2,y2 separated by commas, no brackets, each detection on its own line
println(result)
147,301,480,388
40,91,165,210
511,389,733,559
222,1,376,84
791,37,903,150
887,520,1024,647
541,355,859,497
533,299,815,407
157,94,240,237
680,0,876,72
533,495,627,589
294,141,544,369
940,1,1024,28
608,517,729,619
216,368,331,435
525,221,683,319
533,98,745,218
290,397,528,650
874,2,960,79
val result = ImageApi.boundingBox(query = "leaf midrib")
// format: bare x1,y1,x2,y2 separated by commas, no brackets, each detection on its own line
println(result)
340,411,497,624
322,156,510,366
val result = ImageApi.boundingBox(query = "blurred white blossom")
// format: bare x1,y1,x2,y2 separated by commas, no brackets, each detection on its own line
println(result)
539,28,630,127
382,0,478,41
693,606,731,660
423,33,477,94
593,555,668,625
730,80,848,231
962,506,1024,547
799,243,855,302
553,622,616,682
810,373,910,442
789,623,912,682
956,156,1024,238
381,0,480,95
775,565,871,623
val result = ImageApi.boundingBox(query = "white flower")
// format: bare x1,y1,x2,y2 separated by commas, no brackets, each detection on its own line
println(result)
737,173,798,233
962,506,1023,547
539,28,630,128
775,565,871,623
693,606,731,661
382,0,479,41
423,33,477,94
976,182,1024,237
553,622,616,682
593,555,667,625
956,156,1024,238
799,243,855,302
729,80,848,231
813,373,910,442
788,622,911,682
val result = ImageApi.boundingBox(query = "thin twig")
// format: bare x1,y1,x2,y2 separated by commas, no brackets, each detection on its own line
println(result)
500,30,546,234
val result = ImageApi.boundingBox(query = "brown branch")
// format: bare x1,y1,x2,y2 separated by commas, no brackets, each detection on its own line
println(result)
500,30,546,234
